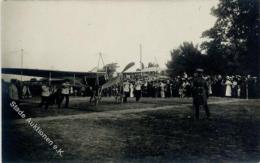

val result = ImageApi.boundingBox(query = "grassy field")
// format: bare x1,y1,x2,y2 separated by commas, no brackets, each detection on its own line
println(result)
3,97,260,162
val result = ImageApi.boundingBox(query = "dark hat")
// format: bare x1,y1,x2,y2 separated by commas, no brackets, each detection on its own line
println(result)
196,68,204,73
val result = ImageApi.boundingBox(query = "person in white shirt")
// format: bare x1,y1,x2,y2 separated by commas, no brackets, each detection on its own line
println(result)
134,79,142,102
123,80,130,102
39,80,51,110
58,79,70,108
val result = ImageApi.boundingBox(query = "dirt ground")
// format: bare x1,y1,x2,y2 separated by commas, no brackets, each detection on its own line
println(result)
3,97,260,162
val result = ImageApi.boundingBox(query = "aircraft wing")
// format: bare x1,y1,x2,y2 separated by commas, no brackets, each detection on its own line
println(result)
2,68,105,79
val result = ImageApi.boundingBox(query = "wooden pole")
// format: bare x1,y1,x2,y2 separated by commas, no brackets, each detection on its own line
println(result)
140,44,142,77
20,48,24,81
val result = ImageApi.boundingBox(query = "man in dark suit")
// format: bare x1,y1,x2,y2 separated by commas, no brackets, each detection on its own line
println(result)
192,69,210,120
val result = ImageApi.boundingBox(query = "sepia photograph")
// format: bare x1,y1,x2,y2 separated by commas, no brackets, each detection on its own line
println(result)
1,0,260,162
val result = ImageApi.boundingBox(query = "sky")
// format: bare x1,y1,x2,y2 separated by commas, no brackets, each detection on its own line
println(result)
2,0,219,73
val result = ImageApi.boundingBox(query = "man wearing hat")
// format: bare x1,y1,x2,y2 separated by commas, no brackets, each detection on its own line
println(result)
192,68,210,119
58,79,71,108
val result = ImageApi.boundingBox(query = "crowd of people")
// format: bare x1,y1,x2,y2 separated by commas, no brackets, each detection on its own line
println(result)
3,73,260,110
103,74,260,102
4,79,72,110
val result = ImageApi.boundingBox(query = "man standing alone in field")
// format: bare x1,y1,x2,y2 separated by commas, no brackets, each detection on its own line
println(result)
192,69,210,120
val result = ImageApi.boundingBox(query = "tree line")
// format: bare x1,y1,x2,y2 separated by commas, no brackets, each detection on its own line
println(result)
166,0,259,76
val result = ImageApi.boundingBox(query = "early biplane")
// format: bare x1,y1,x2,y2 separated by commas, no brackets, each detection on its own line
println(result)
95,62,135,104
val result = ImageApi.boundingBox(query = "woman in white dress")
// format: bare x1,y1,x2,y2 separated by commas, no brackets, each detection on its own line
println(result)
225,77,232,97
160,82,165,98
130,82,134,98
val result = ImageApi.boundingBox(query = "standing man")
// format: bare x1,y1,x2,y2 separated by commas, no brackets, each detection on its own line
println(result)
192,69,210,120
89,84,99,105
39,80,51,110
59,79,70,108
134,79,142,102
123,79,130,103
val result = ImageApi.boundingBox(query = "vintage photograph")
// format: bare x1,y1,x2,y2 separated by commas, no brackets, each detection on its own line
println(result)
1,0,260,162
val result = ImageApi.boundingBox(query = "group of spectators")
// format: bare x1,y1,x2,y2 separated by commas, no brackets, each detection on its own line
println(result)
102,74,260,102
4,79,72,110
3,74,260,108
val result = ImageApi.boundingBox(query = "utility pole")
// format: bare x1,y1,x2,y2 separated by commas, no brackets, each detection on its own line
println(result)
20,48,24,81
140,44,142,77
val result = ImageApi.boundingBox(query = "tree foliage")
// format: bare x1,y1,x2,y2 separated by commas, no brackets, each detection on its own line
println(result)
201,0,259,75
166,0,259,76
166,42,206,76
